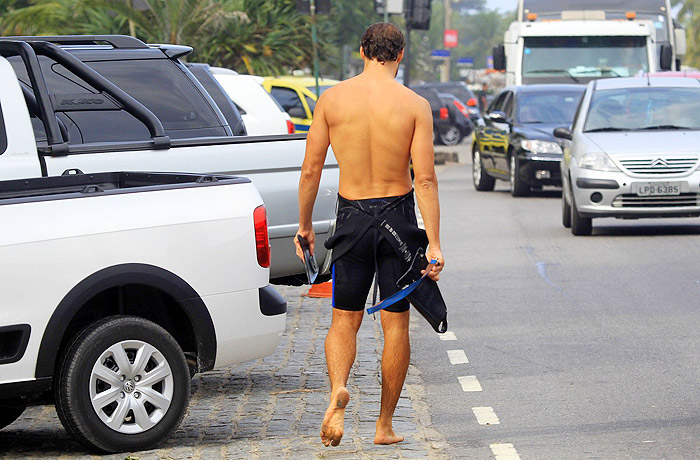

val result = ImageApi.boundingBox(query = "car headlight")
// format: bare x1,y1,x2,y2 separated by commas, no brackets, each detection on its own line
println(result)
521,140,562,154
577,152,620,172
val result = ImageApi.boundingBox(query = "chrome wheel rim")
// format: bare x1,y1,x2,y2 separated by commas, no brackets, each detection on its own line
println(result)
90,340,174,434
509,155,516,190
473,149,482,184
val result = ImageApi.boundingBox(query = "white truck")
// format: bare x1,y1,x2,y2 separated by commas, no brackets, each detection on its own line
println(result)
0,39,289,453
0,35,340,286
0,171,287,452
494,0,687,86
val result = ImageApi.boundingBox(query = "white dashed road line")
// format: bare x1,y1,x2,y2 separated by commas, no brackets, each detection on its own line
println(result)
490,443,521,460
458,375,483,392
447,349,469,365
439,331,458,341
471,406,500,425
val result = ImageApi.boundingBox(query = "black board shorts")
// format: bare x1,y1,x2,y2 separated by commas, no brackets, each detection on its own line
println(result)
331,194,418,313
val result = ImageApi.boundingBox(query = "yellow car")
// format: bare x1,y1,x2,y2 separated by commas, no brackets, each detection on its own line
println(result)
262,76,340,133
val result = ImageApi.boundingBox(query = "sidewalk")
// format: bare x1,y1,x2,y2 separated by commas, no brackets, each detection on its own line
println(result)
0,286,449,460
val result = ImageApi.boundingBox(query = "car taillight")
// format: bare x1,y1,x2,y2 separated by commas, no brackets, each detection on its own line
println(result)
253,205,270,268
452,100,469,117
286,120,295,134
467,97,478,107
439,107,449,119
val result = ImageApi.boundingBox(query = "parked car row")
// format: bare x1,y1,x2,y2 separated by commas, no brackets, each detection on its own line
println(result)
411,85,474,146
473,73,700,237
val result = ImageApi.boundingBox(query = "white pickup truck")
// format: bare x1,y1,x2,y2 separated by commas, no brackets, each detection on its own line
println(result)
0,170,287,452
0,40,290,453
0,35,339,285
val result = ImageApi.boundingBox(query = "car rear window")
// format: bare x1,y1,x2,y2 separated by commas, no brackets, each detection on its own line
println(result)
10,55,227,143
85,60,223,131
271,87,304,113
0,103,7,155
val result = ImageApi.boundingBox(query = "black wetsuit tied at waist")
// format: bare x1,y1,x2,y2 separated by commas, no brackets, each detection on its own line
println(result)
324,190,428,276
325,190,448,333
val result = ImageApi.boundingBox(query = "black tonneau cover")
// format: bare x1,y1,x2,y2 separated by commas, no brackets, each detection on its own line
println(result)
0,171,249,205
522,0,666,15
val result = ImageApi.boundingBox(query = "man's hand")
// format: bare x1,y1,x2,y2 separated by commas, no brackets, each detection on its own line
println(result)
422,247,444,281
294,228,316,262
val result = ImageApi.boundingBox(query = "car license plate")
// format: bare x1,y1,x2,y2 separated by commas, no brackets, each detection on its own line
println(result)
634,182,681,196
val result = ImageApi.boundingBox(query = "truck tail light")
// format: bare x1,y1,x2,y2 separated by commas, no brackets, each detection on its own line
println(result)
286,120,295,134
253,205,270,268
439,107,449,119
452,100,469,117
467,97,477,107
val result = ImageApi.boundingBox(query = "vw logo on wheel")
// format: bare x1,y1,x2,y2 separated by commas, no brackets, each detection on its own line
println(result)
123,380,135,393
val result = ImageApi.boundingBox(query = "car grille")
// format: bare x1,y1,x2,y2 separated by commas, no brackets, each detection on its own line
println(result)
612,193,700,208
619,157,698,175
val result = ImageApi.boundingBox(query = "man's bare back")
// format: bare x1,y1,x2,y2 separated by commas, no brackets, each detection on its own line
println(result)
316,75,428,200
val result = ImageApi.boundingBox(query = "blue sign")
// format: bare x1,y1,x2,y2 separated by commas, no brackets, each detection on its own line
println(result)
456,57,474,67
486,55,494,69
431,49,450,58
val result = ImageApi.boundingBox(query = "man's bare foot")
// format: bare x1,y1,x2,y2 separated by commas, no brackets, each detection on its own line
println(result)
374,423,405,445
320,387,350,447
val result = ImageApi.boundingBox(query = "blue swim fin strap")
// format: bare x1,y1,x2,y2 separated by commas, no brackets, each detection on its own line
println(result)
366,260,437,315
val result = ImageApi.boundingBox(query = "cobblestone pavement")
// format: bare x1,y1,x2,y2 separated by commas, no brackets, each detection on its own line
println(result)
0,286,449,460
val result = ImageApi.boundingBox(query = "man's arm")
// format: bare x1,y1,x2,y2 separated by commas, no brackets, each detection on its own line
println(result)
410,98,444,280
295,94,330,260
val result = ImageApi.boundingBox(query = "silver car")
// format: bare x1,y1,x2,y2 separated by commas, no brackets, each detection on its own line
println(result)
556,77,700,235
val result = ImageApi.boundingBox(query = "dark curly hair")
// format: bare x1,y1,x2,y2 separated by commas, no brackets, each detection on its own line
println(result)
360,23,405,63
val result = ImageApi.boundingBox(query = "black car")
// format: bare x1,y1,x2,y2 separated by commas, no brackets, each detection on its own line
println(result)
413,81,483,126
472,84,585,196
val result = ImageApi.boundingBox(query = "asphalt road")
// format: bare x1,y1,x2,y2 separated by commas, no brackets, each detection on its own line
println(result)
412,146,700,459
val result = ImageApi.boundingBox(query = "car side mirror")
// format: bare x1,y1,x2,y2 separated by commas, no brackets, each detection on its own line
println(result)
488,111,508,124
553,127,572,140
660,43,673,71
288,107,306,118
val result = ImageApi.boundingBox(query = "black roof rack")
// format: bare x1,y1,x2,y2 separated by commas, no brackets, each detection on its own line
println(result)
0,35,148,49
0,39,169,155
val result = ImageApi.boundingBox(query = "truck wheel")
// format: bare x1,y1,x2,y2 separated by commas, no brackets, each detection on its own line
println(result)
473,146,495,191
509,155,530,197
55,316,190,453
0,399,27,430
571,193,593,236
562,188,572,228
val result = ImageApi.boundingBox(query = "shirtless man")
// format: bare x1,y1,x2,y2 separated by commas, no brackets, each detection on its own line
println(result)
294,23,444,448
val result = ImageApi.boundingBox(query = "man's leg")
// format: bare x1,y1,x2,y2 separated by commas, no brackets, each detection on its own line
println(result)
321,308,364,447
375,309,410,445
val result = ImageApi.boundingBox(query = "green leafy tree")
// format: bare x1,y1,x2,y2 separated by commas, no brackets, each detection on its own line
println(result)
676,0,700,68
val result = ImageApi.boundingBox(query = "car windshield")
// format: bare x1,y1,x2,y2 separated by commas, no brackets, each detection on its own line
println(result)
584,87,700,132
517,90,584,124
522,36,649,84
